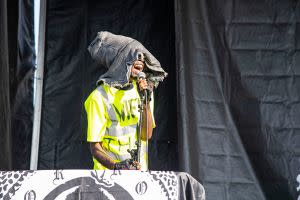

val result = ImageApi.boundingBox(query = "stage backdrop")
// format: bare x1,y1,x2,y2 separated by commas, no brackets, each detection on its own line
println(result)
2,0,300,200
10,0,35,171
175,0,300,200
33,0,177,170
0,0,11,170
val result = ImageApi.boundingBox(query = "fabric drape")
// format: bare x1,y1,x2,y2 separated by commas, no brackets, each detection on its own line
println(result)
175,0,299,199
0,0,12,170
38,0,177,170
10,0,35,169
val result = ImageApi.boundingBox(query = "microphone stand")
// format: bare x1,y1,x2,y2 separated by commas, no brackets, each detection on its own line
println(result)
144,90,149,170
127,87,148,169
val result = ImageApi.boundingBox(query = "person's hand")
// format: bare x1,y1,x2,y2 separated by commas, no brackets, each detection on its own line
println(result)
132,161,141,170
114,159,141,170
138,78,148,91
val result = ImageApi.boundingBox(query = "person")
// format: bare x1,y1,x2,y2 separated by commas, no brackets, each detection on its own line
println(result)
85,31,167,170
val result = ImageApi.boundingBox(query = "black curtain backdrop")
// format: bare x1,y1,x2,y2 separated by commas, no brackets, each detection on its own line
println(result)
38,0,177,170
176,0,299,200
0,0,20,170
4,0,300,199
10,0,35,169
0,0,11,170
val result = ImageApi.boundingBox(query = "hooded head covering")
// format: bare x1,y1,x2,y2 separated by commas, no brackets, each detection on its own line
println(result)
87,31,168,88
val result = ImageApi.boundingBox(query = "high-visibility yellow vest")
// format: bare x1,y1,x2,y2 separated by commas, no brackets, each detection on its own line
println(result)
85,80,155,170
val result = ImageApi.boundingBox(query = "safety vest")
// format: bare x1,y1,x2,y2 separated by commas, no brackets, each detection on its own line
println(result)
85,80,154,170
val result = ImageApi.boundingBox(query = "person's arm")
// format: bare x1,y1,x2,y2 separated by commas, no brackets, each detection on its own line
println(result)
90,142,142,170
85,92,115,169
90,142,116,169
138,79,155,141
141,102,153,140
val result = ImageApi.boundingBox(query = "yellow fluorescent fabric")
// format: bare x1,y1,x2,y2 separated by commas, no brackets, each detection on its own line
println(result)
85,91,109,142
84,80,155,170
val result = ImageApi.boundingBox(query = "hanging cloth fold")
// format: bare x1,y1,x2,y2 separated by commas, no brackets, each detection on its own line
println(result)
87,31,168,88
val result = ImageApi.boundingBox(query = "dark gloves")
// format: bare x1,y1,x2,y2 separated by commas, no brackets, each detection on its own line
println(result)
113,159,141,170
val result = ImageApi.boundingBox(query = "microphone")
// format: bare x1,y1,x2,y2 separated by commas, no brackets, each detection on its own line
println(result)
137,71,146,81
137,72,147,99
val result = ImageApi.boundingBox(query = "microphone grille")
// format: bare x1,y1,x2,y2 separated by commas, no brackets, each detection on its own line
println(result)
137,72,146,79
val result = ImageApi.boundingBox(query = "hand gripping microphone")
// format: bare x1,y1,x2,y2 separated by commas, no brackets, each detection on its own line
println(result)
137,71,146,81
137,71,147,99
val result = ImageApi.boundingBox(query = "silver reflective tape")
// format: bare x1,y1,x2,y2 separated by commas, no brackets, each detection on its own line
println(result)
105,146,131,161
107,124,137,137
106,146,145,163
96,86,117,121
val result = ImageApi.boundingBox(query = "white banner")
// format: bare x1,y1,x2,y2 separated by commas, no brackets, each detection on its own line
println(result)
0,170,179,200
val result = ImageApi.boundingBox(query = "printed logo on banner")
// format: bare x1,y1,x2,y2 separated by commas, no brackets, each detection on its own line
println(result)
44,170,178,199
135,181,148,195
0,171,35,200
149,171,178,199
44,170,134,200
1,170,179,200
24,190,36,200
53,170,64,185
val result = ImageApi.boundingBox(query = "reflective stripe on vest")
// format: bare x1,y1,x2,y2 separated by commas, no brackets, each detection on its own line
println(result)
95,85,146,164
96,86,140,137
102,138,147,164
96,86,117,123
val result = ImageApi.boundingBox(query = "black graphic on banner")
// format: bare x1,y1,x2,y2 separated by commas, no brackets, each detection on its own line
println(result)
24,190,36,200
0,170,187,199
0,171,35,200
44,170,134,199
135,181,148,195
53,170,64,185
149,171,177,199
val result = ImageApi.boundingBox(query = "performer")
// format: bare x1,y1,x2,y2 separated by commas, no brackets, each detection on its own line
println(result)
85,31,167,170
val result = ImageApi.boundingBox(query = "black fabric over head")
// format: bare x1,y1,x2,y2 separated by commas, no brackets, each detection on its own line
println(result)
88,31,168,88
